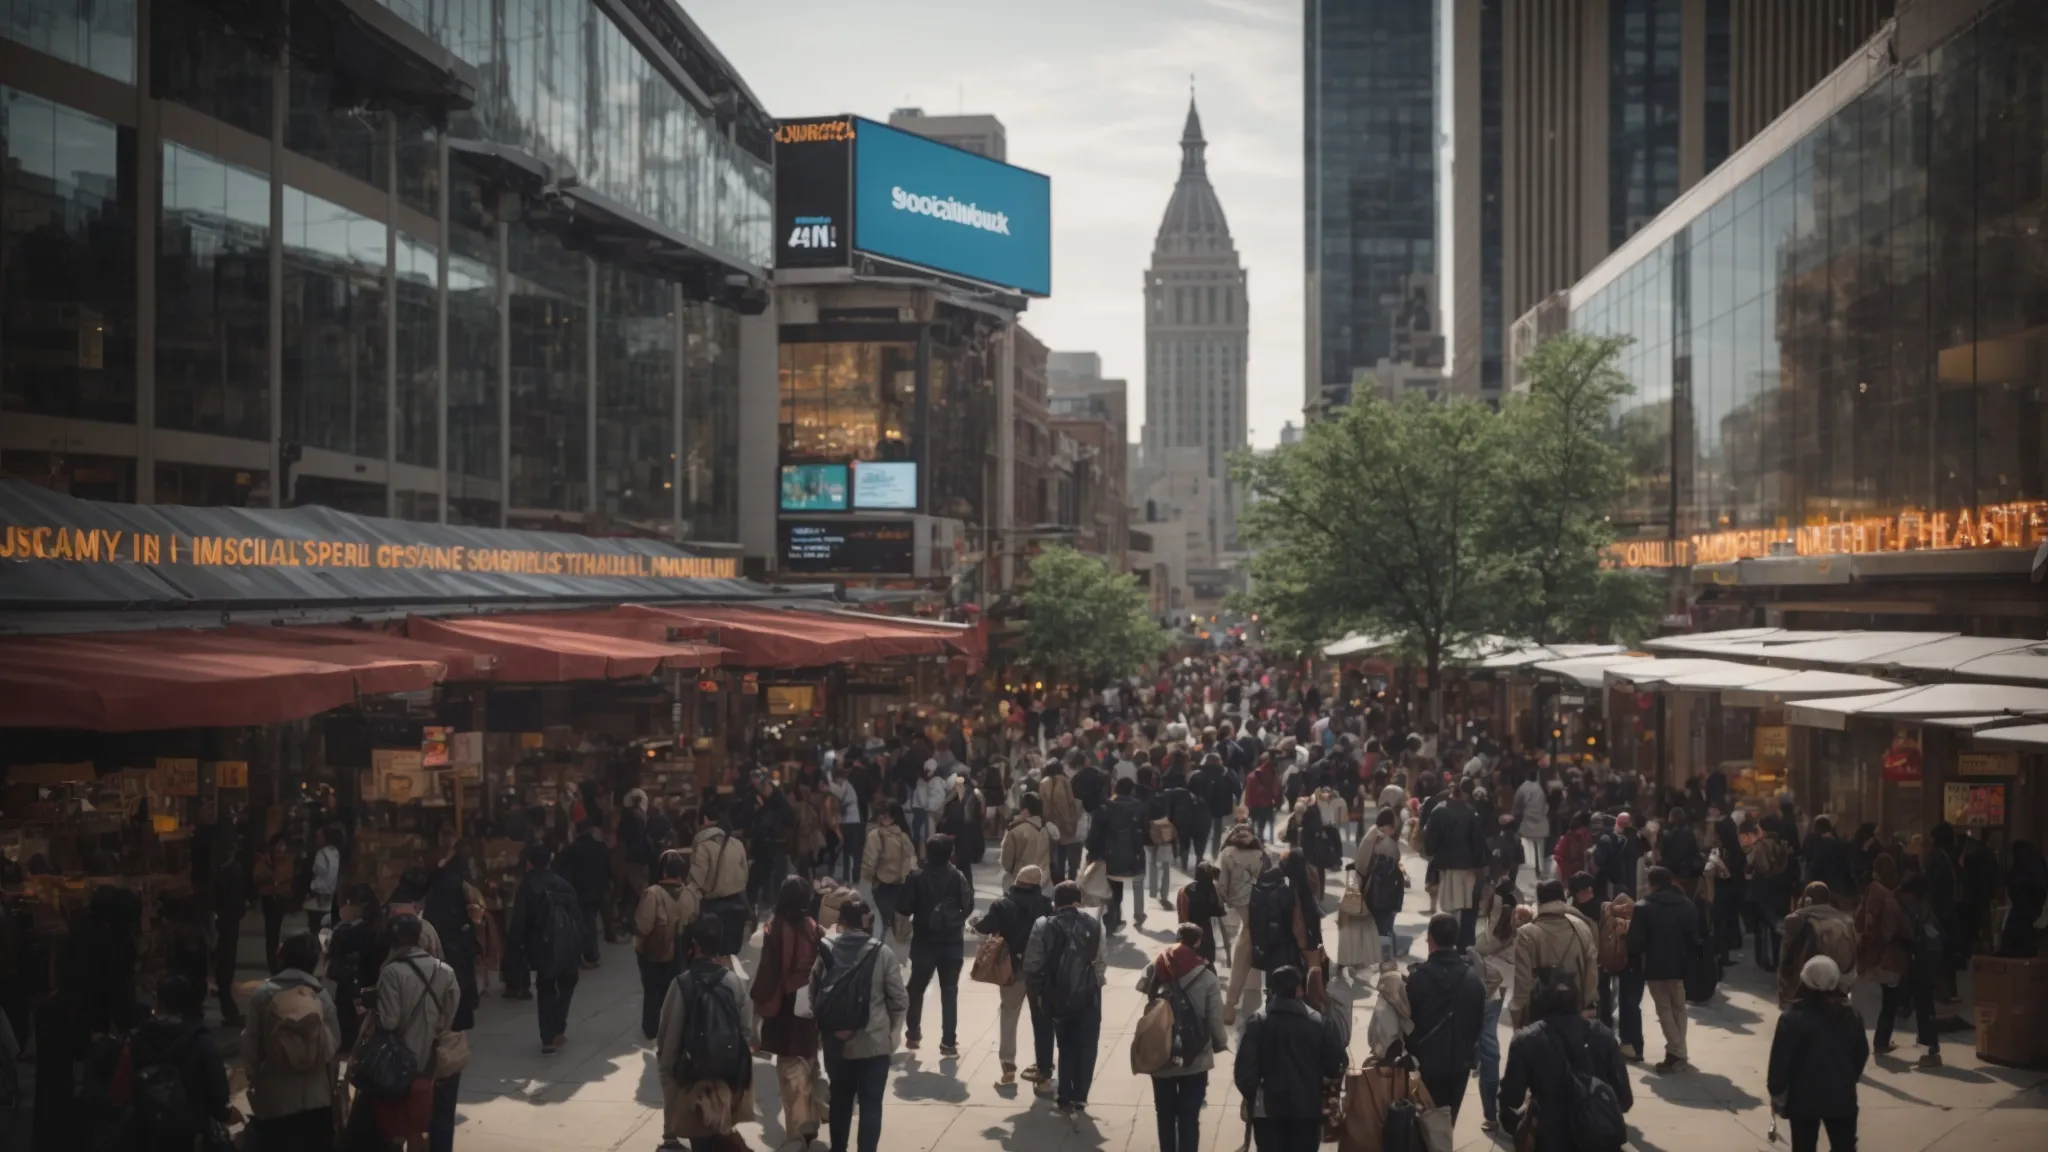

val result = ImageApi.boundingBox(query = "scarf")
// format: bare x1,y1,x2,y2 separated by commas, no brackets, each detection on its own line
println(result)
1155,942,1204,984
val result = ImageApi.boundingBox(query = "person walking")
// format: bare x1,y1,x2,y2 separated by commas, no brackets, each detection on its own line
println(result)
811,896,905,1152
308,824,344,931
1424,778,1489,947
1804,816,1855,899
1779,881,1858,1007
1876,874,1943,1067
1509,879,1598,1028
902,834,974,1055
1511,769,1551,890
1659,808,1704,898
1498,972,1633,1152
1245,756,1281,843
507,844,586,1055
252,832,296,976
859,802,916,946
559,821,614,963
755,877,825,1148
1746,816,1793,970
1024,881,1108,1113
1568,873,1614,1028
634,850,696,1039
828,764,865,885
1628,865,1702,1073
245,933,340,1152
1233,965,1347,1152
1089,776,1150,931
656,917,756,1152
209,837,248,1027
1191,752,1238,860
687,802,752,960
975,865,1054,1086
1137,923,1230,1152
122,975,233,1151
364,914,457,1150
1356,808,1404,961
1039,760,1084,883
1767,956,1868,1152
1472,881,1522,1133
1218,821,1270,1013
1406,912,1487,1129
999,793,1054,887
907,759,948,849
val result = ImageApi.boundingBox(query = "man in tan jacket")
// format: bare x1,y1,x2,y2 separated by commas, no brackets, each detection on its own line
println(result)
1510,878,1598,1028
1038,763,1082,883
687,802,751,957
1000,793,1054,885
634,850,697,1039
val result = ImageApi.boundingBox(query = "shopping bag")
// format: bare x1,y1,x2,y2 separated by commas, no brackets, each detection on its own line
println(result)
970,933,1014,985
1338,877,1367,918
1078,860,1113,906
1338,1058,1434,1152
1130,997,1174,1074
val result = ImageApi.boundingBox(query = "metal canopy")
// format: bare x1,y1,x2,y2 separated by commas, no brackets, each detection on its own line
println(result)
1786,683,2048,730
1604,657,1765,688
1721,670,1905,707
1533,654,1651,689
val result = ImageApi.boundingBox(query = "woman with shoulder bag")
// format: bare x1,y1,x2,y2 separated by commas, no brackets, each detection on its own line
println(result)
754,877,825,1146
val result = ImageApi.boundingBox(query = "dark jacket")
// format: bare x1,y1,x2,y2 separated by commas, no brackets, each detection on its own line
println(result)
508,867,581,961
1804,833,1854,894
975,885,1053,967
1087,796,1148,878
1191,766,1239,819
1499,1014,1633,1152
1627,885,1702,981
1660,824,1703,880
903,863,973,956
1405,951,1487,1092
619,808,652,866
1767,992,1868,1119
1591,831,1632,897
128,1014,232,1136
558,833,611,904
1234,997,1348,1120
1423,799,1487,871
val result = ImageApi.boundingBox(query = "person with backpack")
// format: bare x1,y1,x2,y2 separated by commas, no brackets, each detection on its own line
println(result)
1135,923,1230,1152
1472,881,1523,1133
999,792,1054,888
1875,873,1943,1067
657,917,756,1152
859,802,916,946
975,865,1054,1086
689,801,753,958
1089,776,1150,931
1658,807,1704,897
1779,881,1858,1007
506,843,587,1054
1568,873,1614,1028
811,895,906,1152
1176,862,1228,963
1218,821,1270,1014
1229,852,1319,1027
1406,912,1487,1133
1767,956,1868,1152
559,821,615,963
1745,816,1793,970
1627,865,1701,1073
1189,752,1238,861
635,850,697,1039
1509,879,1597,1029
1024,880,1108,1113
418,851,477,1152
1038,760,1083,883
359,914,457,1150
1497,971,1632,1152
1233,965,1346,1152
755,876,825,1148
1597,888,1644,1061
902,833,974,1055
121,974,232,1152
246,933,340,1151
1424,778,1489,948
1356,807,1404,962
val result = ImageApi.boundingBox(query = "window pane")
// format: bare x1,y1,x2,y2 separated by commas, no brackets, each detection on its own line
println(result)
157,142,269,441
1,0,136,82
151,0,271,139
596,267,674,533
506,222,585,516
682,304,741,542
395,234,438,470
282,187,387,467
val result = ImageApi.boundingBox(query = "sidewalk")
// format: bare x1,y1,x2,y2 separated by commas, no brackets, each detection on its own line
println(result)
433,845,2046,1152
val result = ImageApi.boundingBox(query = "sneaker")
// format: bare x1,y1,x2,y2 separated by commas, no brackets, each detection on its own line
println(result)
1019,1065,1048,1083
939,1043,959,1057
1480,1119,1498,1134
999,1064,1017,1086
1654,1057,1684,1074
1620,1044,1640,1061
542,1043,558,1055
1034,1079,1057,1097
905,1036,920,1051
1916,1052,1943,1069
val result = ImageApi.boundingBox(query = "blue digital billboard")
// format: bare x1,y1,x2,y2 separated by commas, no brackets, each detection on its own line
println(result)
852,118,1051,297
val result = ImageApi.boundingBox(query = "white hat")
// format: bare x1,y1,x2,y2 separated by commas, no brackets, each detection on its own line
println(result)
1800,955,1842,992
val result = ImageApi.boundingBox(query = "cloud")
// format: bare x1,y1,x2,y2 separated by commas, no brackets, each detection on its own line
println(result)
689,0,1304,446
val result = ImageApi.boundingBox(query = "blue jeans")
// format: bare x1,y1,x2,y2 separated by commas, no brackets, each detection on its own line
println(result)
909,808,930,846
838,823,865,883
1477,996,1504,1122
1152,1073,1208,1152
871,882,904,945
825,1049,889,1152
1055,1008,1101,1107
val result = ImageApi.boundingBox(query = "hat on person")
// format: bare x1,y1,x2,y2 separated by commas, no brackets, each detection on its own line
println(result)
1800,955,1842,992
1016,865,1044,888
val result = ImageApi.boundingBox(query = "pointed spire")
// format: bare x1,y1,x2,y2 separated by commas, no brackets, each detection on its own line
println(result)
1179,89,1207,180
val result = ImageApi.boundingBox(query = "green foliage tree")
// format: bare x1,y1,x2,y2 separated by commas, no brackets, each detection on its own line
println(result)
1487,332,1662,643
1235,393,1503,725
1019,545,1168,686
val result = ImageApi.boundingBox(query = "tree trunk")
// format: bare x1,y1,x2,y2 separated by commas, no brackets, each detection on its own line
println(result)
1428,650,1445,736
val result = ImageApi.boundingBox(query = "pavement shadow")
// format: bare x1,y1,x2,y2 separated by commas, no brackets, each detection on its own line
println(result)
1853,1073,1947,1110
1989,1081,2048,1110
1642,1068,1763,1111
1911,1062,1996,1085
752,1059,790,1147
1102,933,1153,971
892,1054,971,1103
980,1103,1086,1150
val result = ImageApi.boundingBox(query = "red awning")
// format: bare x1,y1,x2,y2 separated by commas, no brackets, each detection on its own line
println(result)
617,604,976,668
0,630,445,731
403,616,721,682
220,625,500,680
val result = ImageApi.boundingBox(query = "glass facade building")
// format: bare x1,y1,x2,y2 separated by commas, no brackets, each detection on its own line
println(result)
1574,0,2048,558
0,0,769,543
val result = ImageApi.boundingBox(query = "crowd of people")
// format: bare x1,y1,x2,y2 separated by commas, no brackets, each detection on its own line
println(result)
12,649,2048,1152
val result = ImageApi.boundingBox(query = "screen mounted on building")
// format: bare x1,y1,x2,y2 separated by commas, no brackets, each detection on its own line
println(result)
852,461,917,509
780,463,849,512
852,118,1051,297
780,520,916,574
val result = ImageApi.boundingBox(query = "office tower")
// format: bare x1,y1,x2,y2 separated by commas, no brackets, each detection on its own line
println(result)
886,109,1007,160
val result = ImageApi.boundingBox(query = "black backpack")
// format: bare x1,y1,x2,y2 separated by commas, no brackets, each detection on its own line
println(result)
130,1033,200,1140
1908,904,1944,974
1038,915,1098,1021
671,965,750,1088
1155,968,1213,1070
812,941,881,1037
915,867,970,941
1363,852,1405,914
541,881,585,977
1247,872,1296,970
1543,1026,1628,1149
1382,1096,1426,1152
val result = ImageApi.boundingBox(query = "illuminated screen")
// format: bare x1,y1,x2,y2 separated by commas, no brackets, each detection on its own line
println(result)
852,461,917,509
780,463,850,512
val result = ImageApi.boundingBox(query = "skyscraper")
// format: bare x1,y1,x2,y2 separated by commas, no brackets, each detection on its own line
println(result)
1141,97,1247,560
1305,0,1441,415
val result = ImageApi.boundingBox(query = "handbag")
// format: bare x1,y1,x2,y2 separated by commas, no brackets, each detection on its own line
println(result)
1339,874,1367,918
432,1028,470,1077
1338,1056,1436,1152
970,933,1014,985
1150,817,1178,846
1077,859,1112,906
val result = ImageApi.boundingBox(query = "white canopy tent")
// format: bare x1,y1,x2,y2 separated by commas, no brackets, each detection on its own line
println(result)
1641,629,1853,657
1721,670,1905,707
1741,632,1959,669
1477,643,1628,670
1971,723,2048,751
1872,636,2039,674
1941,646,2048,686
1532,653,1651,688
1785,683,2048,730
1604,657,1770,689
1322,633,1397,658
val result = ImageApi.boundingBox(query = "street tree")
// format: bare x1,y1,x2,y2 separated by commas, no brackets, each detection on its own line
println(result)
1019,544,1168,686
1487,332,1662,643
1235,392,1503,726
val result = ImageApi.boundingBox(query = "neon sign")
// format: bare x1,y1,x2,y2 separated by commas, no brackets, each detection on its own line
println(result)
1604,499,2048,569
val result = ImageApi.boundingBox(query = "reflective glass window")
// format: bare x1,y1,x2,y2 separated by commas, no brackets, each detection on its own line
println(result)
682,304,740,543
2,0,134,81
1,87,136,423
156,142,269,440
151,0,271,139
281,187,386,464
286,69,387,190
778,341,916,464
445,221,498,525
394,233,438,469
396,113,439,218
505,222,585,515
595,267,674,534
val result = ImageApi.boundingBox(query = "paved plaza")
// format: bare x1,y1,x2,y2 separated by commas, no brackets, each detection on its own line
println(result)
436,847,2046,1152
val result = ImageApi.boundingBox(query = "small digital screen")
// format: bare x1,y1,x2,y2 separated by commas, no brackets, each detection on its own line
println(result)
853,461,917,509
780,463,849,511
765,685,818,717
780,520,916,574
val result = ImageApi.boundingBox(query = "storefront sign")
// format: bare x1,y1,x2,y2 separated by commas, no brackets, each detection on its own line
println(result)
156,757,199,796
851,461,918,510
1943,782,2006,826
1957,750,2020,777
1754,725,1789,762
1603,499,2048,569
1881,728,1923,783
421,727,451,767
852,117,1051,296
774,118,853,270
214,761,248,789
451,731,483,765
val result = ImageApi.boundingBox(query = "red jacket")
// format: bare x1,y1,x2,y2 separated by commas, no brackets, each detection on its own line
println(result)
1552,827,1592,882
1245,766,1279,809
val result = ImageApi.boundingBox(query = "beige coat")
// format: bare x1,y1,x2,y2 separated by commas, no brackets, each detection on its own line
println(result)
1000,814,1053,880
1040,774,1082,846
373,947,458,1075
861,822,916,885
634,880,699,958
687,827,749,900
1217,837,1269,911
1510,901,1597,1027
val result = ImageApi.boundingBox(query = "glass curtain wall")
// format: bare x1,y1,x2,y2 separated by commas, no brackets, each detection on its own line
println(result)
3,0,136,81
505,223,586,518
280,188,386,467
778,342,917,464
681,304,739,542
156,142,270,441
596,267,674,533
1577,1,2048,544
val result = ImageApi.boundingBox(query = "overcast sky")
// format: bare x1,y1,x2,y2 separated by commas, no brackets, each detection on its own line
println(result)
690,0,1304,448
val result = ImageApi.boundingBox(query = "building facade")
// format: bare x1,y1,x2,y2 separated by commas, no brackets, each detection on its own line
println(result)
1564,0,2048,634
1306,0,1440,414
0,0,773,546
886,108,1006,161
1453,0,1893,400
1142,98,1246,561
